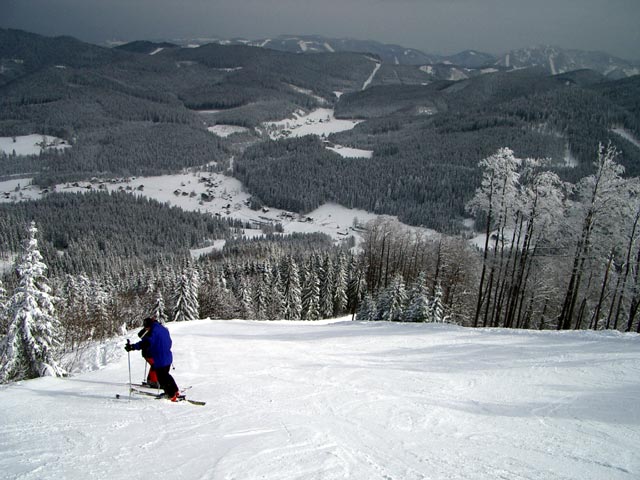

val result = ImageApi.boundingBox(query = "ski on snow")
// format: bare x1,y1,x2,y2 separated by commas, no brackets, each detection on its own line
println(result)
116,385,206,406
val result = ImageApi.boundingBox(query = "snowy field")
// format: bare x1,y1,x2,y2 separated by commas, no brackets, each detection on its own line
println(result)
264,108,362,140
207,125,250,137
0,171,430,251
0,135,70,156
1,319,638,480
326,144,373,159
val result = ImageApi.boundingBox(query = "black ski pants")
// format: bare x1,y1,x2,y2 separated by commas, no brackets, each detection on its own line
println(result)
155,365,179,397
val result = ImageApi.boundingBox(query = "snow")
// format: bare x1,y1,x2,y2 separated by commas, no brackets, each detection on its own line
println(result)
1,319,638,479
263,108,362,140
564,144,579,168
0,253,17,274
324,42,335,53
0,135,71,156
207,125,250,137
32,172,401,244
362,62,381,90
0,166,435,251
549,55,557,75
0,178,42,203
612,128,640,149
448,68,469,81
420,65,434,75
149,47,164,55
287,84,329,105
326,144,373,159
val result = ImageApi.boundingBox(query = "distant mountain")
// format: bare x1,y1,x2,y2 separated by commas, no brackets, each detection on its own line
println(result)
163,35,640,79
167,34,502,69
495,45,640,79
443,50,496,69
115,40,178,55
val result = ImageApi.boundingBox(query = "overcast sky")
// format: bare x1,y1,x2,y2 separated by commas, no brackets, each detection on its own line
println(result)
2,0,639,60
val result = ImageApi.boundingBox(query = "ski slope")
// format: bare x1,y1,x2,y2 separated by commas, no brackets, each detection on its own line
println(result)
1,319,639,480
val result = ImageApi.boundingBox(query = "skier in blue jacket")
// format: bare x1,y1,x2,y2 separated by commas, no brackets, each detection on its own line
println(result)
126,317,181,401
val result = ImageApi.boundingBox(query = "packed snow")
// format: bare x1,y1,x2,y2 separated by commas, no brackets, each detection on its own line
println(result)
0,135,71,156
1,319,638,479
264,108,362,140
326,144,373,159
207,125,250,137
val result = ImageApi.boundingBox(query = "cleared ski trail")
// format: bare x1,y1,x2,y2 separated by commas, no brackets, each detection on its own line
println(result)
1,320,639,479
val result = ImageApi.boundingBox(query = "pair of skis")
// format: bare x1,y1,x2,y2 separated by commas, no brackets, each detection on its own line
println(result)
118,383,206,406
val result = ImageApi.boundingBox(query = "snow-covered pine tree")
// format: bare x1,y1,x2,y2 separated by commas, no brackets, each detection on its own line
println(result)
356,293,377,322
0,279,8,334
238,277,254,319
319,255,334,318
376,275,407,322
172,265,199,322
404,272,431,322
346,257,366,319
282,256,302,320
333,253,348,317
152,288,167,323
89,279,111,340
430,282,445,323
253,270,268,320
0,222,65,383
301,260,321,321
268,265,285,320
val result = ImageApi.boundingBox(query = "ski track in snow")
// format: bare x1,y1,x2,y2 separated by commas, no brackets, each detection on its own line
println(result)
1,320,639,480
362,62,381,91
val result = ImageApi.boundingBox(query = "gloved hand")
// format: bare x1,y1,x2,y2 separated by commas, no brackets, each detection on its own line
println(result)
125,342,133,352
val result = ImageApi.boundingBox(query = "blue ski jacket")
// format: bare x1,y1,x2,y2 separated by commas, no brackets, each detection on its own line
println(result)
131,322,173,368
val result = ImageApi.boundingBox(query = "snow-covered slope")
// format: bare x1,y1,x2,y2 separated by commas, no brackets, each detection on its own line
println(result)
1,320,639,479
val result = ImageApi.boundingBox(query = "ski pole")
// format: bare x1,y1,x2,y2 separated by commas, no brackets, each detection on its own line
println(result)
126,339,132,400
143,360,147,384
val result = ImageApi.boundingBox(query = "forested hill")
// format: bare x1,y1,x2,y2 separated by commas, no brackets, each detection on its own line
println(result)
1,28,640,232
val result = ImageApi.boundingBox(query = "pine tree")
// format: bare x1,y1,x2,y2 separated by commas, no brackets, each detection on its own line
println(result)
282,256,302,320
152,289,167,323
319,255,334,318
253,272,268,320
0,279,8,334
89,279,111,339
0,222,65,382
376,275,407,322
238,277,254,319
356,293,377,322
346,257,366,319
404,272,431,322
268,266,285,320
301,259,321,320
333,253,348,316
430,282,445,323
172,265,199,322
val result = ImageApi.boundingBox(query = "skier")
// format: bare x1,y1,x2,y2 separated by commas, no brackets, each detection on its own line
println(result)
125,317,181,401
